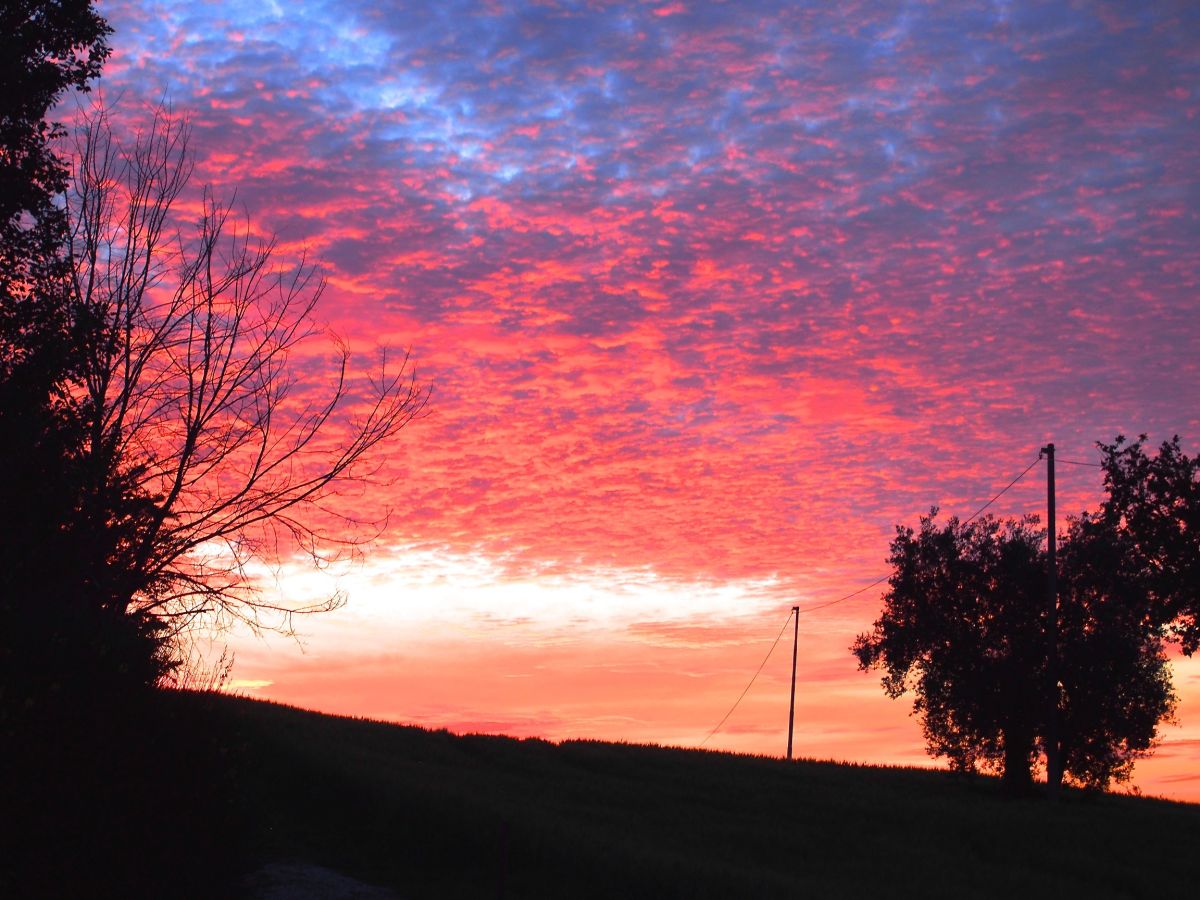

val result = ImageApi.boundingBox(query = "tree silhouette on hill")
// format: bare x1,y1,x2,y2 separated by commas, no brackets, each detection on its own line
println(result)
854,436,1199,793
2,4,428,895
0,0,139,722
2,12,428,719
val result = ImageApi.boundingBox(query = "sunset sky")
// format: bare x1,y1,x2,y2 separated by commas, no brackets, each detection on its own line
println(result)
94,0,1200,800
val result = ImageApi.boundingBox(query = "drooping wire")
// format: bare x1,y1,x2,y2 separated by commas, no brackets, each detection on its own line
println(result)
794,575,890,615
960,456,1043,525
1058,458,1103,468
699,608,794,747
794,455,1043,617
700,454,1048,743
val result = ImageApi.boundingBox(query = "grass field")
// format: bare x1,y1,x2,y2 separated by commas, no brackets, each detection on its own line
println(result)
159,690,1200,899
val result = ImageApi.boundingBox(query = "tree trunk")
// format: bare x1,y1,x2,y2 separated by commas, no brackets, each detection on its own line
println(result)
1046,737,1064,795
1000,729,1034,795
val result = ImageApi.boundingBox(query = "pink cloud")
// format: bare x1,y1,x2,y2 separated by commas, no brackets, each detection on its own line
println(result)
91,0,1200,801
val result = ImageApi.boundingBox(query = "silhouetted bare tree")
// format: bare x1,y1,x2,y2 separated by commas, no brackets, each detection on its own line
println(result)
65,103,428,651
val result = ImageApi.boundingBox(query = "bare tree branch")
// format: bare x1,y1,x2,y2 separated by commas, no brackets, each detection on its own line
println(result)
66,100,429,639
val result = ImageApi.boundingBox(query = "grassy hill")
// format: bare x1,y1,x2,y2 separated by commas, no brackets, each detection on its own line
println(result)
157,690,1200,899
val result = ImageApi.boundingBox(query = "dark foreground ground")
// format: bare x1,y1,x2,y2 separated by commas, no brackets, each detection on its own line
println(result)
7,689,1200,898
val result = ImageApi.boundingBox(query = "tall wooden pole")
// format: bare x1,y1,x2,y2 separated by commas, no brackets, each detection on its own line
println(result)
787,606,799,760
1043,443,1061,796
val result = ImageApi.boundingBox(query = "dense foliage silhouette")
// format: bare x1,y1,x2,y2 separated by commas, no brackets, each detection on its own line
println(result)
0,0,108,324
0,8,192,897
0,1,165,723
1,4,423,895
854,436,1198,793
3,11,427,708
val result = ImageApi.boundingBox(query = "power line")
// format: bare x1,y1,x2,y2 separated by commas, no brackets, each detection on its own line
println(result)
795,455,1043,617
961,456,1043,524
1058,458,1102,468
794,575,889,615
700,454,1047,743
700,608,794,747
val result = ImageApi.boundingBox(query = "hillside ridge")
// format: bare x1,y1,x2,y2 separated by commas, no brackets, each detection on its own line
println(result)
181,689,1199,899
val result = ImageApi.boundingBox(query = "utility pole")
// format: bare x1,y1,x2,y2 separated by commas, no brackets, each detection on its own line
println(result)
787,606,799,760
1042,443,1061,797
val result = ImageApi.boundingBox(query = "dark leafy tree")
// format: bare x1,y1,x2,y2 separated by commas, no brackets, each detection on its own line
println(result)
1047,434,1199,788
1092,435,1200,653
2,6,426,708
853,437,1192,793
1,0,110,371
1054,508,1177,788
0,2,132,724
1,9,423,896
0,8,184,896
852,514,1052,793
